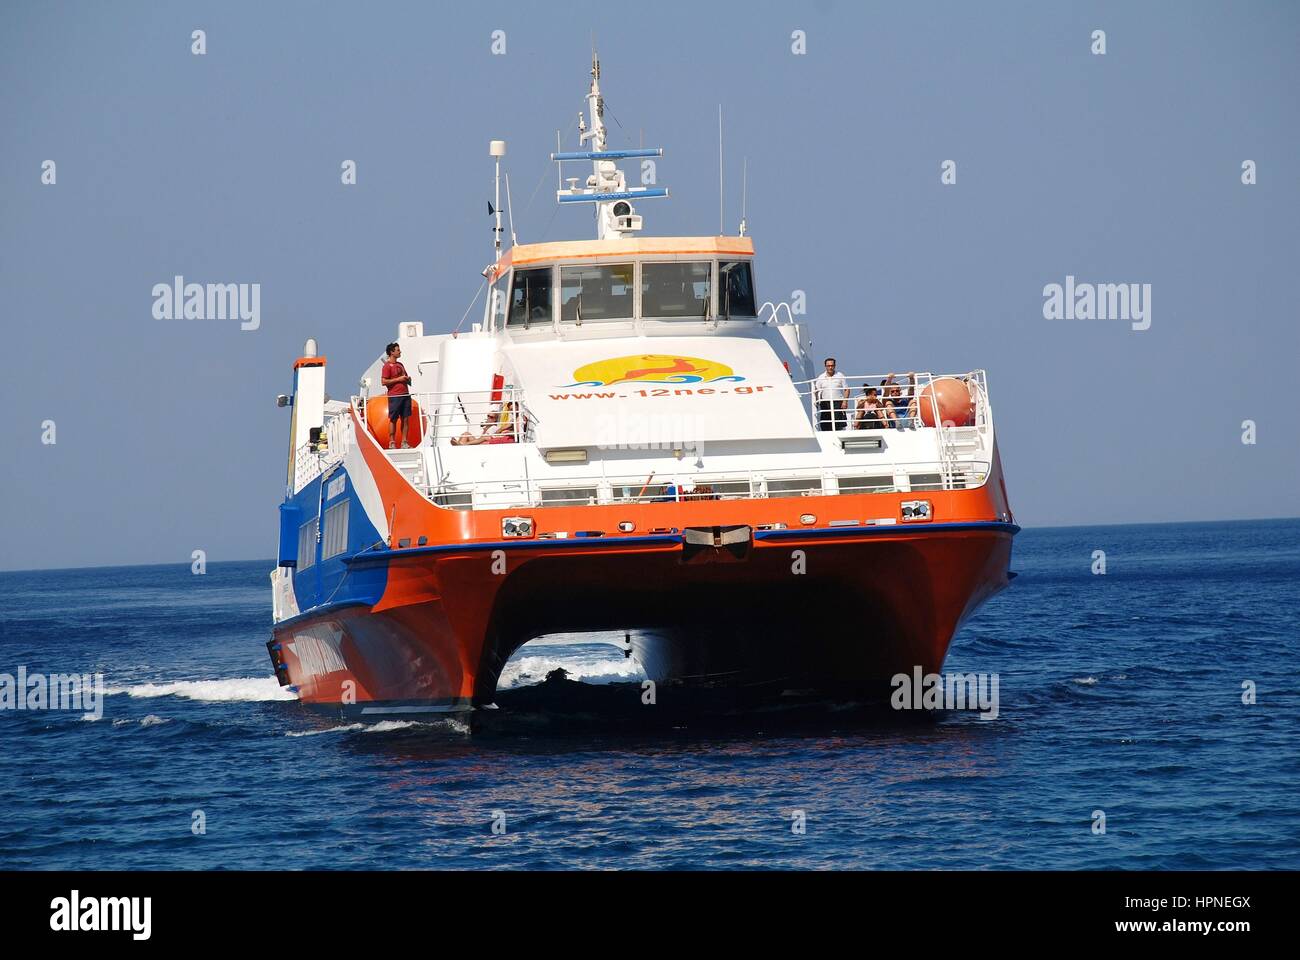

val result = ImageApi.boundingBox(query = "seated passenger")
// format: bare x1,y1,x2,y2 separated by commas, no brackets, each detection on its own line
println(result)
853,387,886,430
882,372,917,429
451,401,518,445
682,483,717,501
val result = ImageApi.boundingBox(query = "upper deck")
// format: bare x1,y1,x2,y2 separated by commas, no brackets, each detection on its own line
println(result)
281,54,1007,525
292,365,998,520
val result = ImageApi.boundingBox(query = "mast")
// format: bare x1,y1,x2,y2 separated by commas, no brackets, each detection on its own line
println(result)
552,53,669,240
489,140,506,258
584,51,607,155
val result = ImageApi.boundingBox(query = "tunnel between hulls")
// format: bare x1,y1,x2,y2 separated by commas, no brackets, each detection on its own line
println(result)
466,536,965,706
496,630,647,693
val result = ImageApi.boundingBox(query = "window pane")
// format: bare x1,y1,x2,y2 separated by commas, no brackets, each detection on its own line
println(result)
491,276,508,328
560,263,634,322
718,260,757,317
322,500,349,560
297,519,317,570
508,268,552,327
641,261,711,319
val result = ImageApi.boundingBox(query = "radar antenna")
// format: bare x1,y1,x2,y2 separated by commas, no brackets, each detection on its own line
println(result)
552,54,669,240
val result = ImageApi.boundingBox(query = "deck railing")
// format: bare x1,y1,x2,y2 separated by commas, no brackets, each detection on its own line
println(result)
291,408,355,494
430,458,992,510
791,370,990,433
331,371,995,508
402,388,536,446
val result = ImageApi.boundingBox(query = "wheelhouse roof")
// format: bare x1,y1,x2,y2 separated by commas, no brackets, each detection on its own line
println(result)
488,236,754,280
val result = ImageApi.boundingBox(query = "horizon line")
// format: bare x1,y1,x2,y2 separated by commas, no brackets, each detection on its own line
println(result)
1,514,1296,576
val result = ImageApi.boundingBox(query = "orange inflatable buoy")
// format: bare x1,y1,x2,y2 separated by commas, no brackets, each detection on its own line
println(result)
917,378,975,427
365,395,423,448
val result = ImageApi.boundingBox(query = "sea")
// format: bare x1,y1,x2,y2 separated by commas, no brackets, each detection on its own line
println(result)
1,519,1297,870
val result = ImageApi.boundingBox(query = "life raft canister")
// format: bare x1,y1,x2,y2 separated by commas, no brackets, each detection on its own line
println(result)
365,396,423,447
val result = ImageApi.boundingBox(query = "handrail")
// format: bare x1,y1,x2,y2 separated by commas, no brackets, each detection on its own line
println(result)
757,300,796,325
354,387,539,447
792,370,989,435
430,458,992,510
291,409,353,494
411,387,537,445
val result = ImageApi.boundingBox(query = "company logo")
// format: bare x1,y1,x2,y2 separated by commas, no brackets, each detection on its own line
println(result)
565,354,745,388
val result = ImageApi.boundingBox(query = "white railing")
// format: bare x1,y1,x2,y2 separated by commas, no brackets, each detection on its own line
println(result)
757,300,797,325
292,442,323,492
429,459,992,511
794,370,988,431
386,388,537,446
292,409,353,493
347,373,996,510
795,370,992,486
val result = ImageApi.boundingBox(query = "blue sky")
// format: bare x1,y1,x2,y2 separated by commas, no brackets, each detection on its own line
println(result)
2,0,1297,570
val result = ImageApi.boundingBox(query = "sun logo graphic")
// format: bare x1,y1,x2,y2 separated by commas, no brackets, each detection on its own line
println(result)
565,354,745,387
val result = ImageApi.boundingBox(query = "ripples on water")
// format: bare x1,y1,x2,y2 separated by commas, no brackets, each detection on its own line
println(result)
1,520,1297,869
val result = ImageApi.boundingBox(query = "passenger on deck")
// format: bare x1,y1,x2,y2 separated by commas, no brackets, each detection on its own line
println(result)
853,386,886,430
381,342,413,449
882,372,917,430
813,357,848,431
683,483,717,501
451,400,518,446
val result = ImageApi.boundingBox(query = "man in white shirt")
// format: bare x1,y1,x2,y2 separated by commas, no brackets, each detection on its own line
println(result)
813,357,848,431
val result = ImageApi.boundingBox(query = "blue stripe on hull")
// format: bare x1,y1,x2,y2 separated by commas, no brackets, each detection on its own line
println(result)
282,466,386,613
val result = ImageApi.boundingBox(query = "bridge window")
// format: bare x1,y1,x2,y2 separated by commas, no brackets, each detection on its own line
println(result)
718,260,757,318
508,268,552,327
560,263,634,322
640,261,711,319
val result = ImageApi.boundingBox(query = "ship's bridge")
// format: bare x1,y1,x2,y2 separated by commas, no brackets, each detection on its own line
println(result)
484,236,760,336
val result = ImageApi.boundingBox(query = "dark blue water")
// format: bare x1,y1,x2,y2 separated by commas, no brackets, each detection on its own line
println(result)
2,520,1297,869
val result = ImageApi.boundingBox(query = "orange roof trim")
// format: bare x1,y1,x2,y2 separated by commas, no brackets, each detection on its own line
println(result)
494,235,755,270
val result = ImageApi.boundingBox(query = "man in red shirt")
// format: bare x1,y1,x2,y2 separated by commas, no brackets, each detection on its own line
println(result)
381,342,412,449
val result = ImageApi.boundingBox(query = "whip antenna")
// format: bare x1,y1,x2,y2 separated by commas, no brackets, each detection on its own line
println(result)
717,104,724,234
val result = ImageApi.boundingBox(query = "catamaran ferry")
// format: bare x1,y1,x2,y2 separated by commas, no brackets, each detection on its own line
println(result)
267,57,1017,717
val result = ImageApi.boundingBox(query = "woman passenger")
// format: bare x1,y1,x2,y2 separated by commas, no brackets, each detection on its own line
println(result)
854,387,886,430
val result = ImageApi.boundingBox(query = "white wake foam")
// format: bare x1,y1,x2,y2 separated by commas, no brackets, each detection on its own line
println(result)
111,714,171,727
106,677,298,702
286,718,467,737
498,654,645,690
